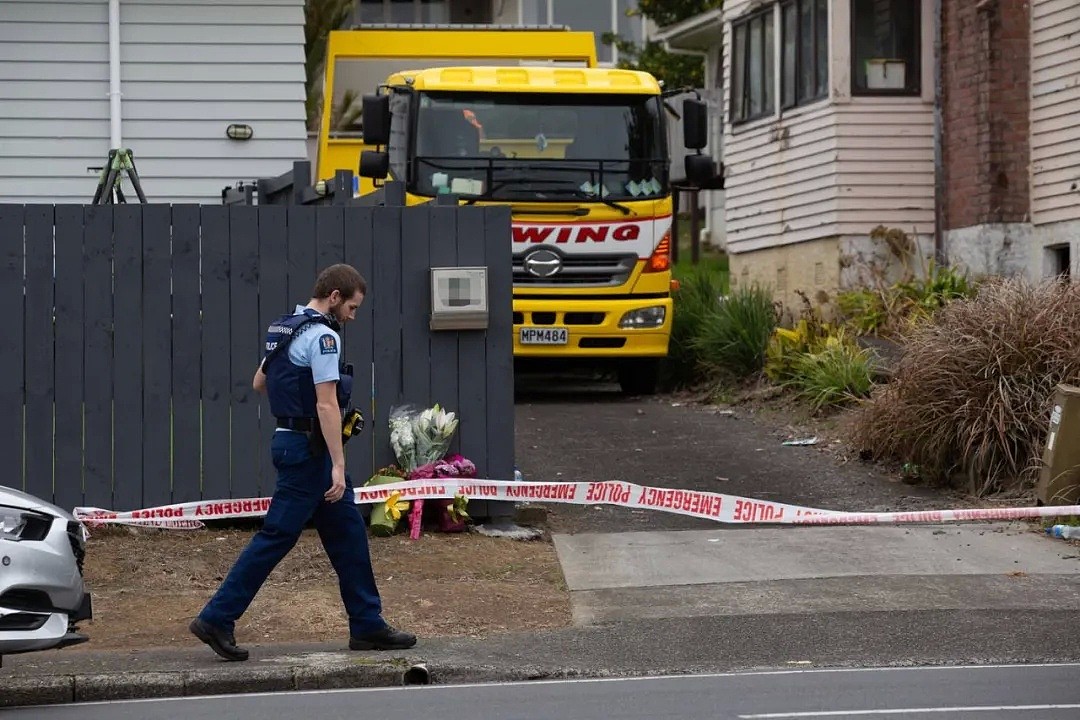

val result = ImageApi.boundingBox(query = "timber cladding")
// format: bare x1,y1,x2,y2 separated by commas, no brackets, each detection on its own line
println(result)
0,203,513,515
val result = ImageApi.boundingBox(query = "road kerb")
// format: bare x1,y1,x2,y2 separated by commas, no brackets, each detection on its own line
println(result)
0,660,414,708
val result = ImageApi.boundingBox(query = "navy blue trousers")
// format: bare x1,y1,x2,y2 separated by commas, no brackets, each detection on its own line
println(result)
198,429,385,637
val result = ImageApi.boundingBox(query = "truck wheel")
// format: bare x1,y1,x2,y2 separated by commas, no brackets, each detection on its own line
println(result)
618,359,659,396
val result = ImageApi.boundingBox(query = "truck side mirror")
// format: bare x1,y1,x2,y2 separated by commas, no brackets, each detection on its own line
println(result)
359,150,389,179
685,154,717,187
362,94,391,146
682,98,708,150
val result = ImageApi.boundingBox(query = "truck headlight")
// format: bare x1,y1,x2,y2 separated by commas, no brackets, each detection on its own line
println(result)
618,306,666,329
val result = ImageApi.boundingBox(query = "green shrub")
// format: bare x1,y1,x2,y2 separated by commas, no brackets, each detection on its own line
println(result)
693,283,778,379
850,277,1080,495
838,225,977,337
894,261,976,320
764,292,875,411
837,288,888,335
765,292,848,383
784,341,875,411
663,264,727,387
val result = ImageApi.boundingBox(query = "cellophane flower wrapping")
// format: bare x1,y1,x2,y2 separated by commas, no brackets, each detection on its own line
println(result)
365,466,407,536
388,404,461,539
388,404,459,474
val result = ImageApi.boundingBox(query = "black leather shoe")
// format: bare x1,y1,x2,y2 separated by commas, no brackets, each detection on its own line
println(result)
349,625,417,651
190,618,249,661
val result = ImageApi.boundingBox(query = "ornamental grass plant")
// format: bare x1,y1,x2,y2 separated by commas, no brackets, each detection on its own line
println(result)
850,277,1080,495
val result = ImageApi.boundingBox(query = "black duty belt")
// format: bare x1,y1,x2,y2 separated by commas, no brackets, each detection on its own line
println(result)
276,417,316,432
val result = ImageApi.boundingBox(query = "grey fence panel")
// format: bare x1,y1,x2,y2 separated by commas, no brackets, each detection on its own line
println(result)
82,206,113,506
170,205,202,503
455,206,488,463
3,201,513,513
455,206,490,516
371,206,403,472
343,207,375,484
24,205,54,502
484,205,515,485
314,203,346,486
200,206,232,501
228,207,262,499
0,205,24,491
316,205,345,271
257,206,290,495
53,206,85,509
428,206,460,459
287,205,316,303
111,206,144,511
399,207,432,411
141,205,173,507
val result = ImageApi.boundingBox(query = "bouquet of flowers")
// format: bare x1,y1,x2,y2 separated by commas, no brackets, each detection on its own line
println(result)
413,453,476,532
389,404,458,474
387,404,469,539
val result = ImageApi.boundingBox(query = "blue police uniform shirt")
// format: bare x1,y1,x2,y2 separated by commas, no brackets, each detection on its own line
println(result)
275,304,341,432
285,305,341,385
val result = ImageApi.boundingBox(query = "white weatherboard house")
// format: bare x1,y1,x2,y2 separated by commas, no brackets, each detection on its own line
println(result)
0,0,309,204
659,0,938,311
660,0,1080,310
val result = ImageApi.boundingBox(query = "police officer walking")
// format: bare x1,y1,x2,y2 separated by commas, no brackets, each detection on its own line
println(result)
190,263,415,661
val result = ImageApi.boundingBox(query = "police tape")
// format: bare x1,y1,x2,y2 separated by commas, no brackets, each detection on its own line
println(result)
71,478,1080,531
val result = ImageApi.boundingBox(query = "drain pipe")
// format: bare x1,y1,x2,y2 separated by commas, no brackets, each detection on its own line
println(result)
402,663,431,685
108,0,122,148
932,0,946,265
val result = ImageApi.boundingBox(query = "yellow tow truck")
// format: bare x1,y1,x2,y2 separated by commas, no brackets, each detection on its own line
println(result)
318,26,715,394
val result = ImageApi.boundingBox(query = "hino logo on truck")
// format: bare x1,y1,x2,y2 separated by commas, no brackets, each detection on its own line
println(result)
523,249,562,277
512,224,641,244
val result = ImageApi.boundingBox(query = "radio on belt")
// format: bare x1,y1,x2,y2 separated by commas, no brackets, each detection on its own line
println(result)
429,266,488,330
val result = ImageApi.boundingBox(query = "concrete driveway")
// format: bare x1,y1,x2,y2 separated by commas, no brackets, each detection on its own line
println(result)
514,375,1080,652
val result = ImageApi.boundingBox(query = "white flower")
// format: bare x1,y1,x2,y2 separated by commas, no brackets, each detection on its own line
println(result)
387,403,460,471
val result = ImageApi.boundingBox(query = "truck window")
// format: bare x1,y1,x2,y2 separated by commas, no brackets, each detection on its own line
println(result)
410,92,667,202
388,90,411,181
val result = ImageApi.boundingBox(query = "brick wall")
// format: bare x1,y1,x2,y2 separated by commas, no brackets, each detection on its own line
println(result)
942,0,1031,229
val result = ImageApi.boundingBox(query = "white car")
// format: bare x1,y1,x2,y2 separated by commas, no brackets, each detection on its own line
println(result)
0,485,92,667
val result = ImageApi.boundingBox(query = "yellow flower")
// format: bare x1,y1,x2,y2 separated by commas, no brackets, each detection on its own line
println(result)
775,327,801,343
384,491,410,522
446,492,470,523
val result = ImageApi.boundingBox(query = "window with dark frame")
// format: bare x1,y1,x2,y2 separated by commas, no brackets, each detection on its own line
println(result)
731,8,775,125
781,0,829,110
851,0,920,95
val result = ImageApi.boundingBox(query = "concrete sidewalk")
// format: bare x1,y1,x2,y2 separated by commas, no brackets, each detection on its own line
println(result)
552,522,1080,624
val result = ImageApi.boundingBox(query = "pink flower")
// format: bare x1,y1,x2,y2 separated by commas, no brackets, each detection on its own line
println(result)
408,462,437,480
454,457,476,477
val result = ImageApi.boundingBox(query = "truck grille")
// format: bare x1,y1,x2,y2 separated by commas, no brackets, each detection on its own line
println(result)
513,253,637,287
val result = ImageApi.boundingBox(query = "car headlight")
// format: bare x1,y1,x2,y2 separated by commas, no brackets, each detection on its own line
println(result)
0,506,52,541
618,306,666,329
0,507,28,539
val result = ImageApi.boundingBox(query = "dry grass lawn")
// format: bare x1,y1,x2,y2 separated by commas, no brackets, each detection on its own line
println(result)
73,525,572,650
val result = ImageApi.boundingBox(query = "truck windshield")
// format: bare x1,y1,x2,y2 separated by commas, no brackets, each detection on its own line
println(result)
410,91,668,203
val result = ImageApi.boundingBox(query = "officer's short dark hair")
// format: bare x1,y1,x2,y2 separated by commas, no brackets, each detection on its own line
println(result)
313,263,367,300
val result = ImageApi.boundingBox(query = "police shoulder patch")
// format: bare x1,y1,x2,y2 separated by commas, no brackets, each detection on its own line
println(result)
318,333,338,355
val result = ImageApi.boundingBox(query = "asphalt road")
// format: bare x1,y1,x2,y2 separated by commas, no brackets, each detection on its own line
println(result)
9,664,1080,719
511,373,962,534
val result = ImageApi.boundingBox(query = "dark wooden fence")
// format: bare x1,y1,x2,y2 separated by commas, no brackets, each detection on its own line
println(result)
0,197,513,516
